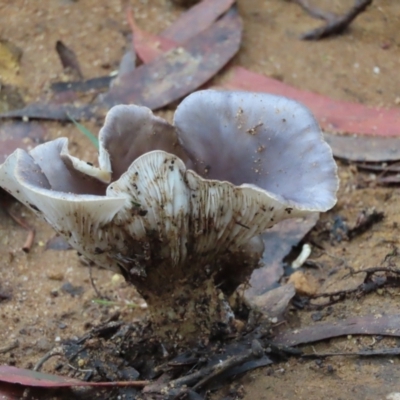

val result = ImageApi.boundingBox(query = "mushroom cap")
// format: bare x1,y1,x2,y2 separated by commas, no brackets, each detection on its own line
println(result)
0,144,127,262
174,90,338,212
0,91,338,277
98,105,191,181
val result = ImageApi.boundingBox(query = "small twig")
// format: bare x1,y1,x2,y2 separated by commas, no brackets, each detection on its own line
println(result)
22,229,35,253
292,0,373,40
192,340,263,391
344,266,400,279
262,340,303,357
298,266,400,309
6,210,31,230
34,346,65,371
147,340,264,396
76,321,124,344
355,161,400,173
0,340,19,354
191,353,254,390
6,209,36,252
311,286,360,299
347,209,384,240
88,264,102,298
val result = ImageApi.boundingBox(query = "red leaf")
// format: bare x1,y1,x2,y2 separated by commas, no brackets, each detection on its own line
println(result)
127,8,176,63
162,0,236,42
0,366,148,389
127,0,235,64
101,9,242,110
0,366,86,388
221,67,400,137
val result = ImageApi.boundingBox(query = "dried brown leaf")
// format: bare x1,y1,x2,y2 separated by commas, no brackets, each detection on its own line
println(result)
274,314,400,346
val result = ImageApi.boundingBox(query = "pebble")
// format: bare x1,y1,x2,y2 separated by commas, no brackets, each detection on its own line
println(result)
288,271,318,296
111,274,124,285
46,271,64,281
373,66,380,74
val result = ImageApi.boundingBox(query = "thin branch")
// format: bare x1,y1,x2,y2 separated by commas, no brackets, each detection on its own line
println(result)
291,0,373,40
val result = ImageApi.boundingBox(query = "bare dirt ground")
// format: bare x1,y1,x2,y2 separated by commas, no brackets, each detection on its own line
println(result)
1,0,400,399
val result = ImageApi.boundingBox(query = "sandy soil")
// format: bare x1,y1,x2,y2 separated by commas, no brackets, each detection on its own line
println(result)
1,0,400,399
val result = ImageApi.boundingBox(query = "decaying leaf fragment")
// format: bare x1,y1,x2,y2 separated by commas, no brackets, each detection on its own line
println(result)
0,90,338,345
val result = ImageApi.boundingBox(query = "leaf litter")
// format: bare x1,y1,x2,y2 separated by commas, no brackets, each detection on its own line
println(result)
0,1,242,122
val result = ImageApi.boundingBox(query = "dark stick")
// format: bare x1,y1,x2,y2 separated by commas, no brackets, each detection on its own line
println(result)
292,0,373,40
345,266,400,278
299,266,400,309
302,347,400,358
88,264,102,298
191,340,264,391
145,340,264,396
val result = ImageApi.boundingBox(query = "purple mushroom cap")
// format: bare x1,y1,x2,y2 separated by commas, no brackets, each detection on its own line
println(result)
0,90,338,278
174,90,338,212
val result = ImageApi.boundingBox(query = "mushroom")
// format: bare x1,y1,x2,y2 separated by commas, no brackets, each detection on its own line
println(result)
0,90,338,345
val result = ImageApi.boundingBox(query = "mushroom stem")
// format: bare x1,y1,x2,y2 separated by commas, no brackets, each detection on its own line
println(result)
127,266,235,345
121,236,264,347
123,237,265,345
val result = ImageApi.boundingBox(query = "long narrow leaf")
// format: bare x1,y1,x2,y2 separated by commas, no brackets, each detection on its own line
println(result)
67,113,99,149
